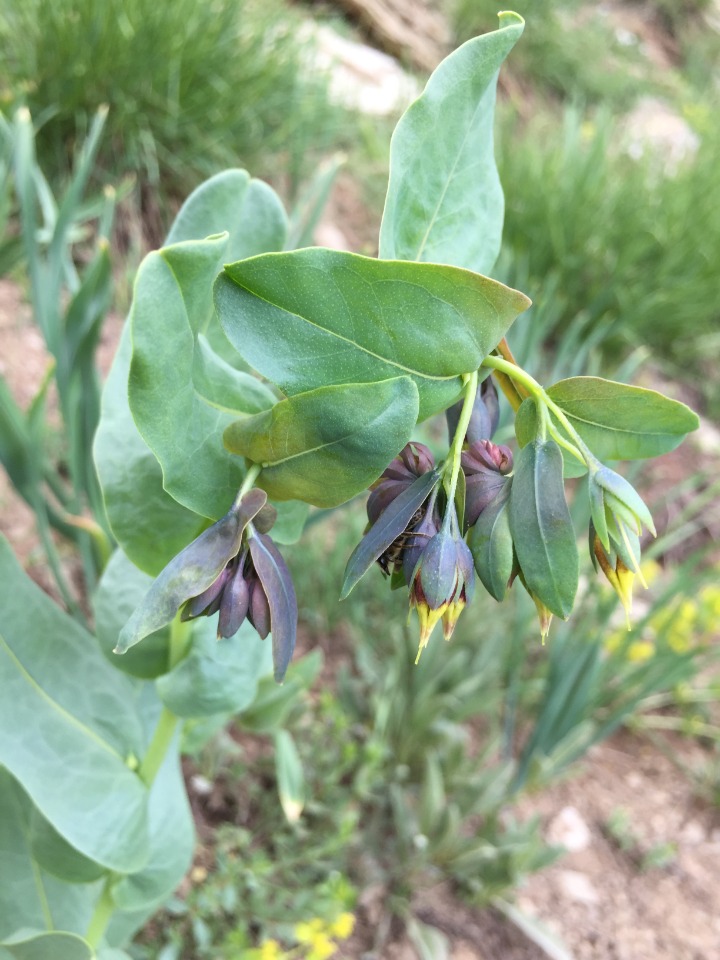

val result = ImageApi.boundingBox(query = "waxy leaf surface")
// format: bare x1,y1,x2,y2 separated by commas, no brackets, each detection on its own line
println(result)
110,720,193,914
95,327,206,575
166,169,288,260
0,931,93,960
216,248,530,420
224,378,419,507
93,549,171,678
129,235,274,520
0,771,100,940
509,440,578,618
0,538,148,873
468,484,513,602
546,376,699,460
341,469,441,598
379,12,524,273
157,620,272,717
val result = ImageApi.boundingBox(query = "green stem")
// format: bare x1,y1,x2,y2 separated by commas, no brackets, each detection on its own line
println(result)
138,706,178,787
85,880,115,949
232,462,262,510
444,370,478,509
137,617,188,787
482,355,588,465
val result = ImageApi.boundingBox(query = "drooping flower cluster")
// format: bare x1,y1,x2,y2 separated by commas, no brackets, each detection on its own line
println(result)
117,488,297,682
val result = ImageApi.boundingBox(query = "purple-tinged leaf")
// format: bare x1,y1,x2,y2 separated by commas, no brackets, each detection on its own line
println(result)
340,469,441,599
249,533,298,682
117,490,267,654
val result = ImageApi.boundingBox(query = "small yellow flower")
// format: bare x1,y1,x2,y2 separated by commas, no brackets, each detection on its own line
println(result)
307,934,336,960
190,866,208,883
294,919,325,944
259,940,284,960
330,913,355,940
627,640,654,663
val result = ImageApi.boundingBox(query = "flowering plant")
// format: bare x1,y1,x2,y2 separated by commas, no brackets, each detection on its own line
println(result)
0,11,698,956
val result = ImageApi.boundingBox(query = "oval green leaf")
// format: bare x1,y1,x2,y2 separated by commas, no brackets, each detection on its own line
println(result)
0,932,93,960
166,169,288,259
509,440,578,618
224,378,420,508
468,483,514,602
156,620,272,717
95,326,206,576
215,248,530,421
547,376,699,460
0,539,148,874
380,12,524,274
0,771,101,939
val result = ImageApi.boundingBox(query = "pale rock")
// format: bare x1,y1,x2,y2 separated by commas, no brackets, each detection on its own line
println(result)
680,820,706,846
300,23,420,116
547,805,593,852
313,221,352,251
557,869,600,905
623,97,700,174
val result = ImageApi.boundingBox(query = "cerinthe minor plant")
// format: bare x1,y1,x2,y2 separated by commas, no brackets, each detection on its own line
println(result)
0,12,698,956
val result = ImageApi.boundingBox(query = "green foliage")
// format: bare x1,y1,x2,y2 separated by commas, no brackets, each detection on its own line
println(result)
380,12,523,272
447,0,661,106
0,0,344,195
496,106,720,412
0,108,115,605
510,440,578,618
225,378,420,507
216,249,530,420
517,377,699,461
0,11,706,957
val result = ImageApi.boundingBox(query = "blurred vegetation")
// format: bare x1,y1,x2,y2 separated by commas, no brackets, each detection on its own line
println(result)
0,0,352,207
0,0,718,953
139,492,718,956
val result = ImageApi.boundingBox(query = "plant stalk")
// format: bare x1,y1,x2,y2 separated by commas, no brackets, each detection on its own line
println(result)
444,370,479,509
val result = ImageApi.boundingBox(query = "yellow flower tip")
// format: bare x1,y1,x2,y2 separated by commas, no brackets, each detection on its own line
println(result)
441,599,465,641
190,865,208,884
615,561,636,620
414,603,446,661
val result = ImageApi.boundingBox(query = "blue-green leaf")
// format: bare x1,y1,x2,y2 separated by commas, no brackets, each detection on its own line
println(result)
379,12,524,273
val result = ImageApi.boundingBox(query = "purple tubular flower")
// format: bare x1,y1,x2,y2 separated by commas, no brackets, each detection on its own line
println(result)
402,508,440,585
218,559,251,639
367,442,436,525
462,440,514,527
409,521,476,658
446,377,500,446
248,575,271,639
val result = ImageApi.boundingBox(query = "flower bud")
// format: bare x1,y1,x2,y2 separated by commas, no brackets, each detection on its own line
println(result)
462,440,513,527
217,557,251,639
248,575,272,639
401,508,440,585
446,377,500,445
409,523,475,659
590,525,635,627
367,443,436,525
